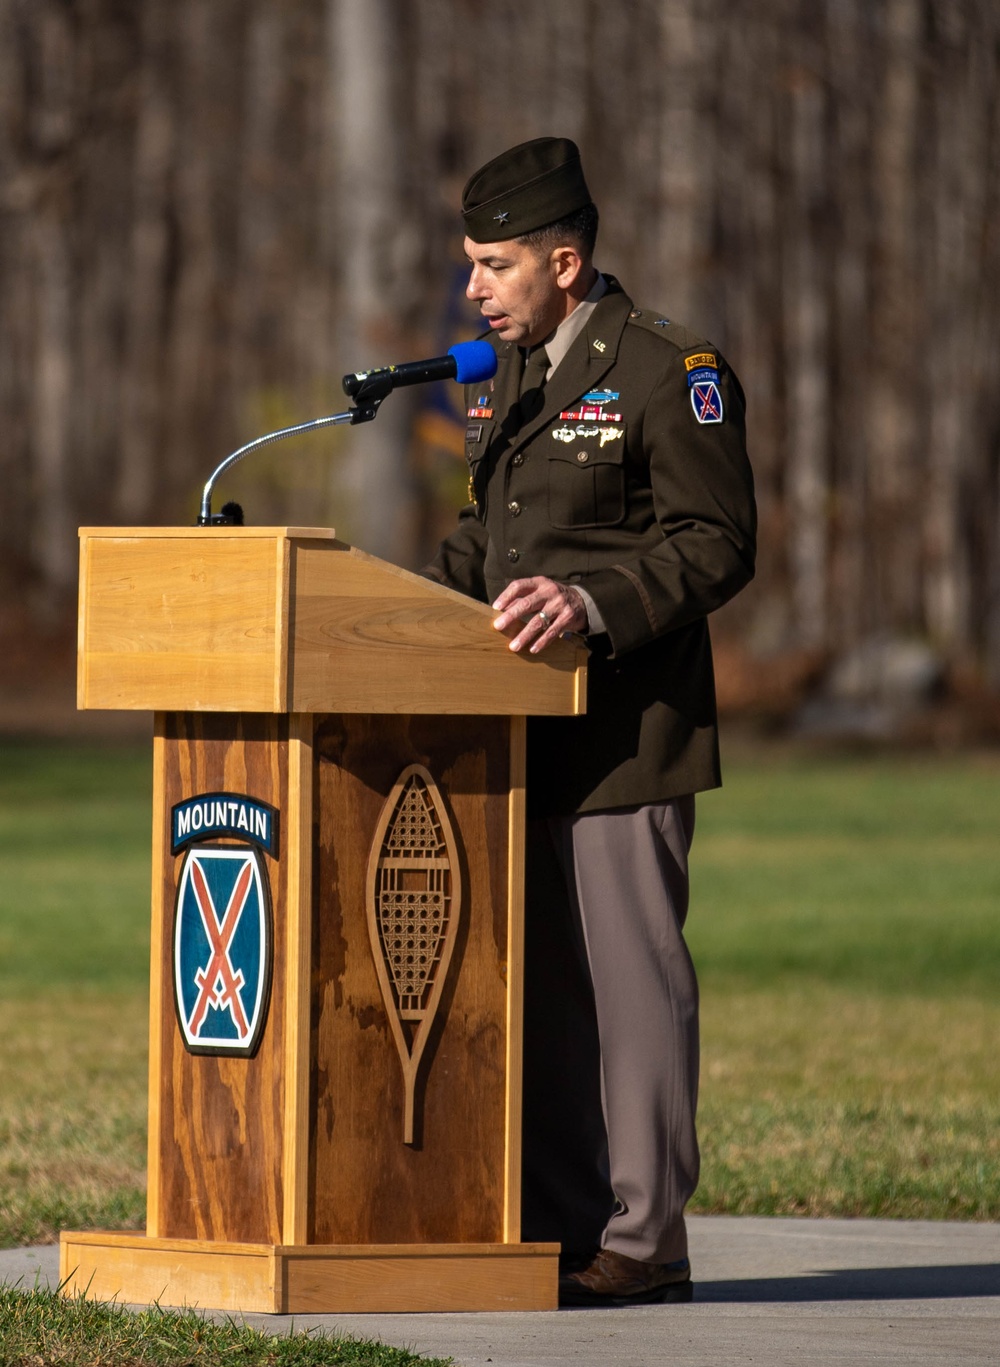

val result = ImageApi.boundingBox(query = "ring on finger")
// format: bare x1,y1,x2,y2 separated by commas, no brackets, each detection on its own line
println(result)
537,609,551,629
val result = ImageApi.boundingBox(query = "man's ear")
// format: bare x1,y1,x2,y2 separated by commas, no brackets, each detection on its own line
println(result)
551,245,585,292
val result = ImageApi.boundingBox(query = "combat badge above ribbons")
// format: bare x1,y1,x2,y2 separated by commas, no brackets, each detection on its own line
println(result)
171,792,276,1057
560,389,623,423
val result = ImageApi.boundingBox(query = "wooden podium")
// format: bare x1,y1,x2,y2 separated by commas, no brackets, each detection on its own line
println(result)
60,526,587,1313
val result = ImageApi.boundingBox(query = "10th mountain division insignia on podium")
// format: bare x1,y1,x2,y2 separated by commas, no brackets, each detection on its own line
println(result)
171,793,277,1057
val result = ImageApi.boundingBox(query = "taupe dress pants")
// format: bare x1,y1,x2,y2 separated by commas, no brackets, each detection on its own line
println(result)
521,797,699,1265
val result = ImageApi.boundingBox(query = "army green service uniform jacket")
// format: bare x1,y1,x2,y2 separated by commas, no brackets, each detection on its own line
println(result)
423,277,757,818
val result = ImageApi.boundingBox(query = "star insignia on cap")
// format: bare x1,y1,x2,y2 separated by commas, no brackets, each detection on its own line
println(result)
494,210,510,224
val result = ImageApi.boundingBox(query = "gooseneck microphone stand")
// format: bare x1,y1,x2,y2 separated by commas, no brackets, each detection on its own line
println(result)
197,372,393,526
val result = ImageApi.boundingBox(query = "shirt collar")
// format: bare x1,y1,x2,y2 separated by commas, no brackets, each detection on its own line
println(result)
535,271,608,378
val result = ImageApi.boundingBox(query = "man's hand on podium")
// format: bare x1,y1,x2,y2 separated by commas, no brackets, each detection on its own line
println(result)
492,576,588,654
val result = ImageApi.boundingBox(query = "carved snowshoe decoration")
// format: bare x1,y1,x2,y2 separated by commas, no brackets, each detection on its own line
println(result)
366,764,462,1143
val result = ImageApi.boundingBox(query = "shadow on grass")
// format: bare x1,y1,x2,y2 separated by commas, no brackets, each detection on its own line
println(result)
695,1262,1000,1302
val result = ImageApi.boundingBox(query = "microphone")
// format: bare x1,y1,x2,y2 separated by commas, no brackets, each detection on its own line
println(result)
343,339,497,398
198,341,498,525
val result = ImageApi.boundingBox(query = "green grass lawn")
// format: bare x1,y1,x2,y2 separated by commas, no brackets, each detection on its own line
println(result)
0,738,998,1251
0,742,151,1247
688,746,999,1220
0,1287,452,1367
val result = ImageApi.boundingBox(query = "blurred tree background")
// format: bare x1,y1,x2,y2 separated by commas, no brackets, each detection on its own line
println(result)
1,0,999,729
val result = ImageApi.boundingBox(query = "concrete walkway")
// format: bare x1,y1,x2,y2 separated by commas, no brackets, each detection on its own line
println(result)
3,1216,998,1366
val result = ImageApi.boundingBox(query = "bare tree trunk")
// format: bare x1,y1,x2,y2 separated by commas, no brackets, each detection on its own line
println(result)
866,0,921,635
826,0,873,648
325,0,420,563
117,4,175,523
922,8,988,655
784,51,830,648
26,2,77,595
30,209,75,594
656,0,710,322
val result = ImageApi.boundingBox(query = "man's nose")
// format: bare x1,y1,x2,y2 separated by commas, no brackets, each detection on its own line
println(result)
466,266,486,300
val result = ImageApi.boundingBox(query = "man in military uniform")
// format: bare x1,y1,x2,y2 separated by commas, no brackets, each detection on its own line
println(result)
422,138,756,1305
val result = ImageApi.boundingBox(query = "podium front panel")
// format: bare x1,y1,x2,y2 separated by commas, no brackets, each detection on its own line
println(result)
148,709,524,1249
151,714,292,1244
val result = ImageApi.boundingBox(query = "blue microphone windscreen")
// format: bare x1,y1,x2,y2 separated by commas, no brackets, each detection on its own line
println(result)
448,340,498,384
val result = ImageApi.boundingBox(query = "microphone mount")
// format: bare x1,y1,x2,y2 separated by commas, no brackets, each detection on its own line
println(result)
197,340,496,525
197,387,388,526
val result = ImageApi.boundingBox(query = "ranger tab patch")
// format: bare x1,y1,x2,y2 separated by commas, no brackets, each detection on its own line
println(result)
684,352,718,372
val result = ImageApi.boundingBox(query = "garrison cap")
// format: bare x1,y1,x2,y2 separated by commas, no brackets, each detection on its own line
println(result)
462,137,593,243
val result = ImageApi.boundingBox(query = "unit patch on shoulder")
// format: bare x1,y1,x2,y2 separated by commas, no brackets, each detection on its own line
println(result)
684,352,718,372
691,381,724,424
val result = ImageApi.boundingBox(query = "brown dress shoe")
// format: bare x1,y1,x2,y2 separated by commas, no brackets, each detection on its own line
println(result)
559,1247,693,1306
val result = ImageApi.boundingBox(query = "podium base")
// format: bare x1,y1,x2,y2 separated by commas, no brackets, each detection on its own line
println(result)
59,1231,560,1313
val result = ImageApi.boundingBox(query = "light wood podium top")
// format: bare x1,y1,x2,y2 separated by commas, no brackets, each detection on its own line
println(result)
78,526,587,716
